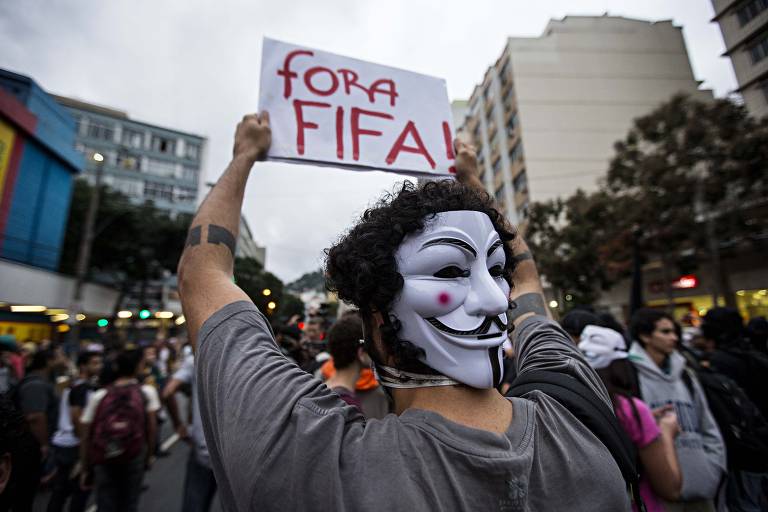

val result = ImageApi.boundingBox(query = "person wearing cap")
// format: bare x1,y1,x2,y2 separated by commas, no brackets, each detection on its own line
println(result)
579,324,682,511
177,112,630,511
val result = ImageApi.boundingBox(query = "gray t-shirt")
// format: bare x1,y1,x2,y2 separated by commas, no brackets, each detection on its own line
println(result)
197,301,629,511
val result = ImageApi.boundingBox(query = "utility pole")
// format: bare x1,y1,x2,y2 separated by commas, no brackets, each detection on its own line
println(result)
67,152,105,355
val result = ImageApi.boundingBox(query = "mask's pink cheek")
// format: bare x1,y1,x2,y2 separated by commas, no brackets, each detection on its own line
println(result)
437,292,452,306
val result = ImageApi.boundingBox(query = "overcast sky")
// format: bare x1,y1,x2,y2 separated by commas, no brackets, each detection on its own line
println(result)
0,0,737,283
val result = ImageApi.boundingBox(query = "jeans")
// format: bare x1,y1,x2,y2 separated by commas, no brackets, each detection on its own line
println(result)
93,454,145,512
47,445,90,512
181,449,217,512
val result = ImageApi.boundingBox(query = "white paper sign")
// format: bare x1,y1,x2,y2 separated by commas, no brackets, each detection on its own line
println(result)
258,38,456,177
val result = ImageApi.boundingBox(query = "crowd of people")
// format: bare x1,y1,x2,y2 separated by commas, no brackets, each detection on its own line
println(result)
0,310,396,511
2,110,767,512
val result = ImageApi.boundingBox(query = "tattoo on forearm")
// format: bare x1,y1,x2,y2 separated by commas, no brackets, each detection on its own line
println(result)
513,251,533,263
207,224,237,256
508,293,548,321
184,224,237,257
185,226,202,247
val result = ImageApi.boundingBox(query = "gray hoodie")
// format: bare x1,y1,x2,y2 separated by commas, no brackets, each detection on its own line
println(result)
629,342,726,501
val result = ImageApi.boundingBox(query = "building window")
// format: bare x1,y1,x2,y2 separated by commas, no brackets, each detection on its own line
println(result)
175,186,197,203
494,184,505,203
470,98,481,116
499,61,511,86
182,166,198,183
502,83,515,107
122,128,144,149
117,152,139,170
186,142,200,161
144,181,173,202
487,104,496,122
146,158,177,178
748,34,768,64
517,200,529,220
86,119,114,142
761,81,768,103
492,156,501,175
506,113,518,137
112,177,143,197
513,170,528,194
483,84,492,101
737,0,768,26
509,142,523,162
151,135,176,154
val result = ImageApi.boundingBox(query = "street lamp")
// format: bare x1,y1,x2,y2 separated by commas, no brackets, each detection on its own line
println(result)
67,151,107,355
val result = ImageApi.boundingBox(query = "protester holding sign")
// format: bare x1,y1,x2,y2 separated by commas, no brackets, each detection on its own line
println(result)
177,101,630,509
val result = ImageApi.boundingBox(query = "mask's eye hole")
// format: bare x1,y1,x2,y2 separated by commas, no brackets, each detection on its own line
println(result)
489,264,504,278
433,266,470,279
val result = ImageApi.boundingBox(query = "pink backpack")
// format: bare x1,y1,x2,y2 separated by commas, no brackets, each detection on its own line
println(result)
89,384,146,464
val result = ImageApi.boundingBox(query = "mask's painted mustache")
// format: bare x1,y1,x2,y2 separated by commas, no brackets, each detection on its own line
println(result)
424,315,508,337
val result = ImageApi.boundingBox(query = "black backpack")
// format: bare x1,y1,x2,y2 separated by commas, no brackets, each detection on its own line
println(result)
508,370,646,512
680,363,768,473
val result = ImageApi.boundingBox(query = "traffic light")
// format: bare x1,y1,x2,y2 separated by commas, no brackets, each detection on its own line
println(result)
97,318,109,328
139,309,151,320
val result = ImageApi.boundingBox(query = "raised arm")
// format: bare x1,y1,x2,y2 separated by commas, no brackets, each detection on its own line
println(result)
453,139,549,327
177,112,272,346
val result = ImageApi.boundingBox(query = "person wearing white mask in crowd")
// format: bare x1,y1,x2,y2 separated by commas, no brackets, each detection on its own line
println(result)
579,324,683,512
176,112,631,511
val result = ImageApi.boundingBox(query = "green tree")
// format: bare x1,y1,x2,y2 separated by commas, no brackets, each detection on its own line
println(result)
605,94,768,306
234,256,286,315
526,190,621,307
278,293,305,320
527,94,768,309
60,179,190,283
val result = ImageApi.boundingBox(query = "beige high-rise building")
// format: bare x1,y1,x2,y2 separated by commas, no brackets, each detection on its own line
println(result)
460,16,712,226
711,0,768,118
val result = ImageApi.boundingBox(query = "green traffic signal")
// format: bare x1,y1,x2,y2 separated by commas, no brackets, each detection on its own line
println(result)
97,318,109,328
139,309,151,320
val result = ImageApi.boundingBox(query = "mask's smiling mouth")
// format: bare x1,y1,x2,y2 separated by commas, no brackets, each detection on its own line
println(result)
424,315,508,338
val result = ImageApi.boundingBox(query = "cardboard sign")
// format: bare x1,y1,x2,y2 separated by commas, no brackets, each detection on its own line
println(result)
258,38,456,176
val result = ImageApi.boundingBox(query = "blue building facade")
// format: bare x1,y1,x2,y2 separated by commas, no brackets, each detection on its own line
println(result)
54,96,205,217
0,69,83,270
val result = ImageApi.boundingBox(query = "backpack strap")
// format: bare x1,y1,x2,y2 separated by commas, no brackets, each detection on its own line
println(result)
508,370,646,512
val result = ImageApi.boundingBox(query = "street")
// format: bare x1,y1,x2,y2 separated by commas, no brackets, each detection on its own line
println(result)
33,396,223,512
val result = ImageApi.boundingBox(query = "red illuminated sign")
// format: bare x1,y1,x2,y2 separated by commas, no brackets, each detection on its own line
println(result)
671,275,698,289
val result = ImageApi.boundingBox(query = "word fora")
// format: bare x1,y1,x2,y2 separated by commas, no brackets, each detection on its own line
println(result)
278,50,455,171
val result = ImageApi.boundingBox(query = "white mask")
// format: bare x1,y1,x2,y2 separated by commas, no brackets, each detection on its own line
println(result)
389,210,510,389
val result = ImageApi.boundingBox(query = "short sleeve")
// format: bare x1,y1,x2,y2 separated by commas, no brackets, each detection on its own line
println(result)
172,357,194,384
142,385,161,413
68,383,89,408
80,389,107,424
616,396,660,448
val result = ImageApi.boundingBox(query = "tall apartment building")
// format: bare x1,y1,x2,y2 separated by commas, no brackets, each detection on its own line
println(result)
53,95,205,217
711,0,768,118
461,16,711,226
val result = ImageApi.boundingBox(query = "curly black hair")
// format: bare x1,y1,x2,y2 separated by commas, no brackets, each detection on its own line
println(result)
325,179,516,370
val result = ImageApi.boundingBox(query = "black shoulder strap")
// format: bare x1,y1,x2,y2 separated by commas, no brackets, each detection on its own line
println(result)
508,370,646,512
